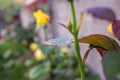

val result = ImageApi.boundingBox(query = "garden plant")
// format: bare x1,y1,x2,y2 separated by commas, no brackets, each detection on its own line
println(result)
43,0,120,80
0,0,120,80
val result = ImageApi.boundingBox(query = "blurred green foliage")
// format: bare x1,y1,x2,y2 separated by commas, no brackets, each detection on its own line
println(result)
0,1,101,80
0,0,12,8
0,40,29,80
102,50,120,80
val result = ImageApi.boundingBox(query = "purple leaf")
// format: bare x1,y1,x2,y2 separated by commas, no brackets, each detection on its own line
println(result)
112,20,120,40
86,7,116,22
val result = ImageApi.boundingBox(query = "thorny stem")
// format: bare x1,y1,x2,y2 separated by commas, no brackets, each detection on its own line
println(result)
69,0,86,80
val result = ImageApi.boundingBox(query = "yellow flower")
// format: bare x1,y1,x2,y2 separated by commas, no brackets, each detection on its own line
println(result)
33,10,49,26
107,24,113,34
30,43,38,51
60,47,69,57
34,49,46,61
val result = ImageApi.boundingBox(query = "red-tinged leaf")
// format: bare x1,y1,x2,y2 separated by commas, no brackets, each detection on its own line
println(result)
112,20,120,41
83,47,93,64
19,55,25,61
83,44,108,63
27,1,38,10
83,45,107,63
96,48,107,57
90,45,107,57
57,22,68,29
13,14,20,21
0,35,3,40
86,7,116,22
78,34,115,50
40,0,46,3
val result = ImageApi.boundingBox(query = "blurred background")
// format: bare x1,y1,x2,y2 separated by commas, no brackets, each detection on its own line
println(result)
0,0,120,80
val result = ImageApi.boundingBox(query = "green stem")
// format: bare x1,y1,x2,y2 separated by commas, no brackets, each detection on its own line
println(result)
69,0,77,33
74,35,86,80
69,0,86,80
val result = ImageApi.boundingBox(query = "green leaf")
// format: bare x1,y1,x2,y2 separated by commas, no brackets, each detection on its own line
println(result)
67,20,73,33
0,40,26,54
29,62,51,79
78,34,115,50
39,45,55,54
77,12,84,33
88,74,100,80
102,50,120,80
